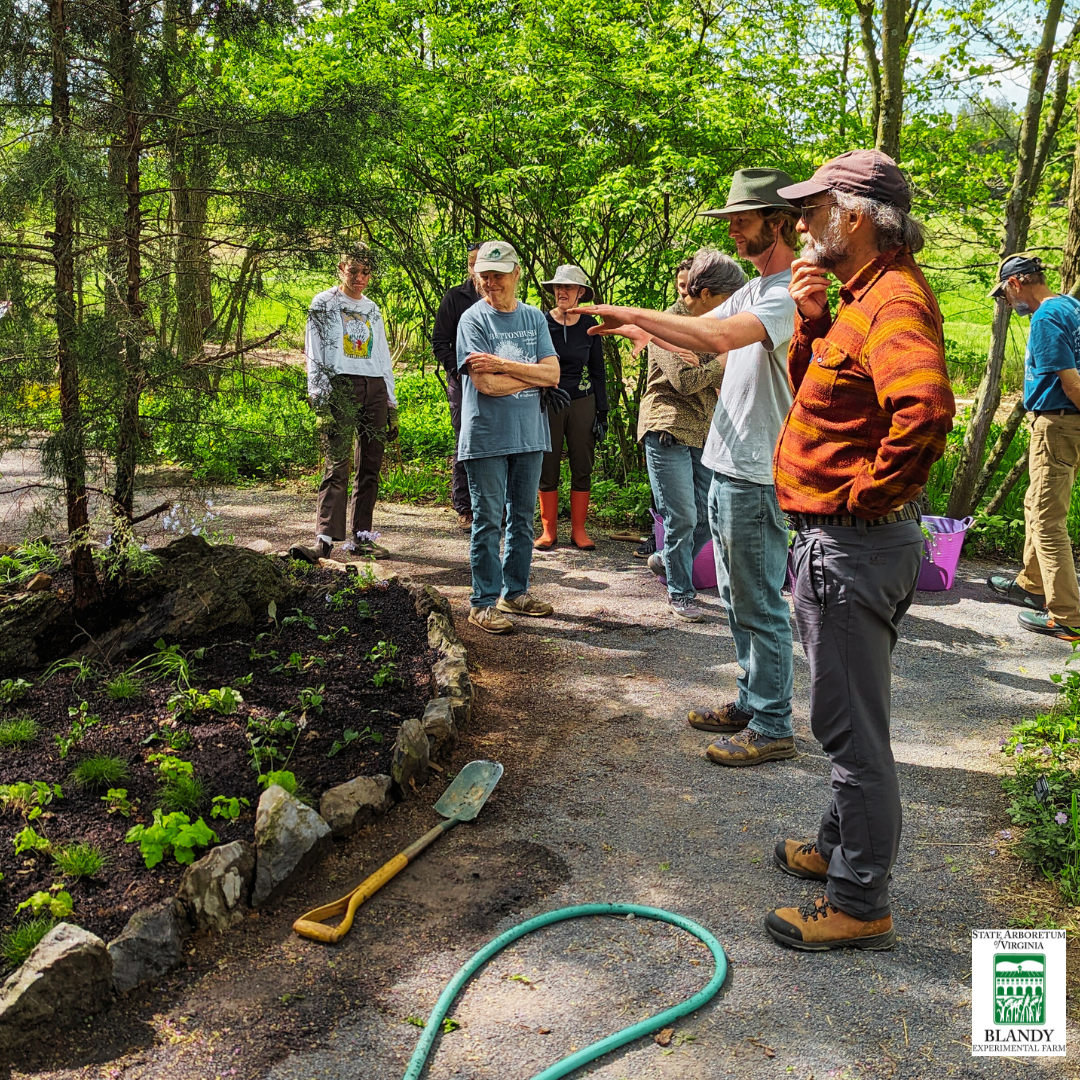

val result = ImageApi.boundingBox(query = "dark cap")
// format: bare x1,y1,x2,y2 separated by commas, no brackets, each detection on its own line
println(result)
777,150,911,212
989,254,1046,298
467,242,483,252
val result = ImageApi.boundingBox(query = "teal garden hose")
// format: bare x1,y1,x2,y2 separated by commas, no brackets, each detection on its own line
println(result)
402,902,728,1080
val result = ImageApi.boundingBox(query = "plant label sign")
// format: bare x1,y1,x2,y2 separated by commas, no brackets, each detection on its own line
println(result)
971,929,1065,1056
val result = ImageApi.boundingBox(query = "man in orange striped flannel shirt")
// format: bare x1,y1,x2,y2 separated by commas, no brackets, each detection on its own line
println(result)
764,151,955,952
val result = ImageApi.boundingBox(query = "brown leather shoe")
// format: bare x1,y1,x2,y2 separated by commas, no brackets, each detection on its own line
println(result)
706,729,796,767
765,896,896,951
687,701,752,733
774,839,829,882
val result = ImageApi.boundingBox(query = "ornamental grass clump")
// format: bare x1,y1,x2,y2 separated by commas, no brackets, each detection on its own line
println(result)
0,716,38,747
51,842,109,880
0,917,55,971
71,754,130,791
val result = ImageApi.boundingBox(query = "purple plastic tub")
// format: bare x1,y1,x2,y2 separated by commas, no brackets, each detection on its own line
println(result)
650,510,718,590
916,514,973,592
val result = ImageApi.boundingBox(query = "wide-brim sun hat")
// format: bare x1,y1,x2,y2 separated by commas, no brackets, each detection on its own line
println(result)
700,168,797,218
540,264,594,303
989,254,1046,298
474,240,520,274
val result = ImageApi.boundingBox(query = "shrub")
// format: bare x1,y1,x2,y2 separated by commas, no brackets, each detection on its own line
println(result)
125,810,218,867
0,917,55,970
51,842,109,879
71,754,130,791
0,716,38,747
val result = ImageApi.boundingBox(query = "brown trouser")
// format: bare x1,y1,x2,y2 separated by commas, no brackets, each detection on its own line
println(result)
1016,412,1080,624
539,393,596,492
315,374,388,542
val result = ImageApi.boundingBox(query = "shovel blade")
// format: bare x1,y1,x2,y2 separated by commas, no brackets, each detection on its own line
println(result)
434,759,503,822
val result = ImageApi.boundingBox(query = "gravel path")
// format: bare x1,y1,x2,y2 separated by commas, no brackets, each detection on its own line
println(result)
1,460,1076,1078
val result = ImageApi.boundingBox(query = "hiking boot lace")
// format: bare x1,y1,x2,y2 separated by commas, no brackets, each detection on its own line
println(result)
797,897,834,922
795,841,818,857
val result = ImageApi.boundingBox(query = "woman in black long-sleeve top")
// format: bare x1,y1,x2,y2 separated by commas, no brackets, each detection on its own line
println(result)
535,265,608,550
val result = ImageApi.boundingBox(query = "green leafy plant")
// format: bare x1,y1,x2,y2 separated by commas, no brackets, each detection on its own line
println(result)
0,715,39,747
71,754,129,791
129,638,194,689
368,640,399,688
125,810,219,868
297,685,324,720
246,710,300,776
149,755,204,813
0,780,62,816
51,842,109,879
204,686,244,715
41,656,96,687
0,539,62,587
317,625,350,643
103,671,142,701
269,651,325,675
142,724,193,751
13,825,50,855
210,795,250,821
55,701,101,759
0,678,31,706
15,889,73,919
167,686,244,718
0,917,55,970
327,726,383,758
258,769,298,794
281,608,316,631
101,788,136,817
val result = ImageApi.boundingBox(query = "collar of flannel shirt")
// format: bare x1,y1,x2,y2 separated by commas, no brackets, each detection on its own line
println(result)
838,245,908,305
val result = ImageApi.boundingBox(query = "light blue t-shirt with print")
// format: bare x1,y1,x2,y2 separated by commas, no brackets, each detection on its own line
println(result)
456,300,557,460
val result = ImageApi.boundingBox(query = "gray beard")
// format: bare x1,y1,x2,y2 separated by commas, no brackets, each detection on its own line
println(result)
800,211,849,270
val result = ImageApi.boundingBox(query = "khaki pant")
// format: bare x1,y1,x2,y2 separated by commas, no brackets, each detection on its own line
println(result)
315,374,388,542
1016,412,1080,624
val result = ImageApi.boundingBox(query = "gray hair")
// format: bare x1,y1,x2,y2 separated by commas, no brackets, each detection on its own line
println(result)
833,191,925,254
687,248,746,298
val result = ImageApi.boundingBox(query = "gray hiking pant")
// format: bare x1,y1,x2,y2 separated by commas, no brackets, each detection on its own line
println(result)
790,517,923,920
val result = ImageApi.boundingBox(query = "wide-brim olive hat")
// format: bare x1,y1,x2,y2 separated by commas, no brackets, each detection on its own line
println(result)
540,264,594,303
700,168,798,218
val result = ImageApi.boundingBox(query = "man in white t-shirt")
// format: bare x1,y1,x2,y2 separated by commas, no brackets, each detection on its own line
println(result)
290,245,398,564
578,168,799,768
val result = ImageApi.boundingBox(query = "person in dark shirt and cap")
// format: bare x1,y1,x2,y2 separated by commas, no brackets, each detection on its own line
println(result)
432,243,484,530
534,265,608,551
986,254,1080,640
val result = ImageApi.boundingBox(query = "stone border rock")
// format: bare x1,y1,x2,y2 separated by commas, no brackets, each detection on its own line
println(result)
0,576,470,1050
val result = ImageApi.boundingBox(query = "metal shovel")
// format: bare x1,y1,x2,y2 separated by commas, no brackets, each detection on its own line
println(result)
292,759,504,943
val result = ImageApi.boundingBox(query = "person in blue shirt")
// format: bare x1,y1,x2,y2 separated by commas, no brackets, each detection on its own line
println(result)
986,255,1080,640
456,241,564,635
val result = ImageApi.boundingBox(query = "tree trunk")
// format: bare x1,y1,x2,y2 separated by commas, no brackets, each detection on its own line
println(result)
50,0,100,607
1062,93,1080,293
946,0,1065,519
970,396,1027,508
984,456,1028,517
876,0,906,158
856,2,882,139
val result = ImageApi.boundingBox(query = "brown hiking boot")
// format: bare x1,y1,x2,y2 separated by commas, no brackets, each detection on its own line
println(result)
774,839,829,882
765,896,896,951
288,540,331,565
687,701,752,733
706,729,796,767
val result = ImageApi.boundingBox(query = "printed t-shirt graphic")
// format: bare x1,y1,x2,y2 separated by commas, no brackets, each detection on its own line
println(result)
341,311,373,359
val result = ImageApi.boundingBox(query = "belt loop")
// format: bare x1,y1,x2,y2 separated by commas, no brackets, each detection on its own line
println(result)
856,515,868,536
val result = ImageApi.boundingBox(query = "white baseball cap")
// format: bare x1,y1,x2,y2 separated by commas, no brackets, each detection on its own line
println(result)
474,241,520,273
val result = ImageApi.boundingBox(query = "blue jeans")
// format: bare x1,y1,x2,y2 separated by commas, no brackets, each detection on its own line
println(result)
644,433,712,603
708,472,793,739
464,451,544,609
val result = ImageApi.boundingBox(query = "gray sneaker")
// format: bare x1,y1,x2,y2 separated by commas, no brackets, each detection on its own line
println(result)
647,551,666,578
670,600,705,622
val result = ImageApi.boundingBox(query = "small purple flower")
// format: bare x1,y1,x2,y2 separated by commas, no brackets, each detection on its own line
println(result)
1015,742,1024,754
998,736,1008,746
1056,812,1069,825
1041,746,1053,757
990,848,998,856
355,530,381,542
1069,739,1080,745
1000,829,1013,840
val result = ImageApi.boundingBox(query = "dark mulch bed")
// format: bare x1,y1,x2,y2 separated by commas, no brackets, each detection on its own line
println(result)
0,570,435,950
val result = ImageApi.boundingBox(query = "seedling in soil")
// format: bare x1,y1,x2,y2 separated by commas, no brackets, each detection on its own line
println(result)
281,608,317,631
0,781,62,816
210,795,250,821
269,652,325,676
0,716,38,748
317,625,350,643
71,755,129,791
125,810,218,868
101,788,136,817
257,769,298,794
130,639,194,689
103,670,142,701
142,725,193,751
247,711,301,776
51,842,109,880
149,755,205,813
15,889,73,920
204,687,243,715
13,825,50,855
327,726,383,758
0,917,55,970
41,656,96,688
55,701,101,759
0,678,31,706
297,685,325,720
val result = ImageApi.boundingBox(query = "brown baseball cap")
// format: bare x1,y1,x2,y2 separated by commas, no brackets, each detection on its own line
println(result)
777,150,911,212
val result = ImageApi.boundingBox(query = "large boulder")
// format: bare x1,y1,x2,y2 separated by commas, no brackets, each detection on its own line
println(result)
404,580,453,622
391,718,430,792
0,590,65,672
0,923,112,1049
83,536,304,660
107,898,188,993
319,775,394,839
178,840,256,932
252,787,332,908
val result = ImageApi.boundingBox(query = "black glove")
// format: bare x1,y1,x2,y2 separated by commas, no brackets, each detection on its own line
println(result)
540,386,572,415
658,431,675,448
592,410,608,442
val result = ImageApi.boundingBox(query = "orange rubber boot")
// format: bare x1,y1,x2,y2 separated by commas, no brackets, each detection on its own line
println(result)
534,490,559,549
570,490,595,550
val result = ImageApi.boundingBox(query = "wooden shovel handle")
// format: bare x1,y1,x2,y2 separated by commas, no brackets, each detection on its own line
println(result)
292,820,454,943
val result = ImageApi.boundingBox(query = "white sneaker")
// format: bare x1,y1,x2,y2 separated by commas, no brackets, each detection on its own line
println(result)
670,600,705,622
